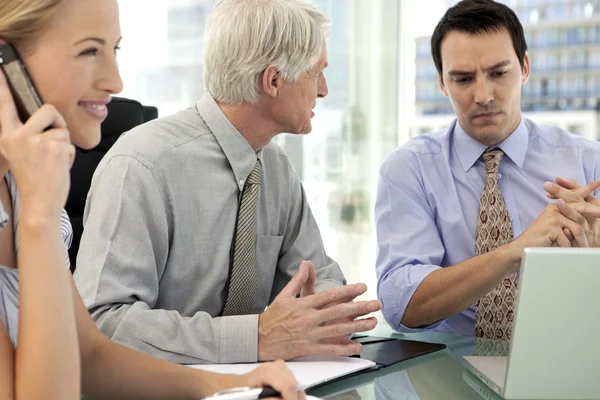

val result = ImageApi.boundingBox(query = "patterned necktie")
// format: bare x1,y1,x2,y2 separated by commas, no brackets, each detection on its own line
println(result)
474,149,518,356
222,159,262,316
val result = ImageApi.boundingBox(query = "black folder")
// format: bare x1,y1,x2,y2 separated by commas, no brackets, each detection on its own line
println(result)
308,336,447,392
356,337,446,367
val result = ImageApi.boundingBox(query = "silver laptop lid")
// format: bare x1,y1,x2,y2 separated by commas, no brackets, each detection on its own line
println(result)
505,248,600,399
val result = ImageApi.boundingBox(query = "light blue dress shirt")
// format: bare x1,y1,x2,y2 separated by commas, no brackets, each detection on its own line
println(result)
375,118,600,335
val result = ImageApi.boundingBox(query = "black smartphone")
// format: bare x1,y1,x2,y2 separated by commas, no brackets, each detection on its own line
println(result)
0,43,43,122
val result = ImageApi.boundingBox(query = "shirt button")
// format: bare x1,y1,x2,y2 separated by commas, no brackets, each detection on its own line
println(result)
498,173,502,179
239,179,244,186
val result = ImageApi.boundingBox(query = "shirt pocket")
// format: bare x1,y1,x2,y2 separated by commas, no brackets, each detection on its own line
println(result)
254,234,283,311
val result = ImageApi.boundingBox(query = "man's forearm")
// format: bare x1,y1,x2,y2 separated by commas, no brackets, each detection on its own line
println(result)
93,304,259,364
402,242,521,328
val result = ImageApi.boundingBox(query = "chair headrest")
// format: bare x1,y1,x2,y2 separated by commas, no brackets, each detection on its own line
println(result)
101,96,146,138
143,105,158,122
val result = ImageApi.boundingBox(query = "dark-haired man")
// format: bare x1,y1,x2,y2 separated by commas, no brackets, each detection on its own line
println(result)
375,0,600,351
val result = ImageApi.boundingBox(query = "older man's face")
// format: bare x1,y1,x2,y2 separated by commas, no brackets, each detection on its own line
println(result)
272,43,329,134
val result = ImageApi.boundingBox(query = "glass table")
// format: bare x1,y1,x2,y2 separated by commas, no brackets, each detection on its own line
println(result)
82,323,496,400
309,324,501,400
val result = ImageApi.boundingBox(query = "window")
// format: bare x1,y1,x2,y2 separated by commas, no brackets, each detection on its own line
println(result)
419,126,432,135
116,0,600,302
541,78,549,96
117,0,431,298
167,5,207,40
568,124,585,135
565,27,586,45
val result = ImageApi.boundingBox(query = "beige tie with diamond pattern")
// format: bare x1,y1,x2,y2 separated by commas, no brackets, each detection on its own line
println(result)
474,149,518,356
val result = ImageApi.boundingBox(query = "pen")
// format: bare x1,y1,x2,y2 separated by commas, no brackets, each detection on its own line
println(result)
204,386,281,400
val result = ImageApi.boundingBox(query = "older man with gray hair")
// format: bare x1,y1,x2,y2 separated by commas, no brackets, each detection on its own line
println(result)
74,0,382,365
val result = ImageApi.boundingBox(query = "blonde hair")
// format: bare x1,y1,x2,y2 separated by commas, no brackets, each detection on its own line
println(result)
203,0,331,105
0,0,62,45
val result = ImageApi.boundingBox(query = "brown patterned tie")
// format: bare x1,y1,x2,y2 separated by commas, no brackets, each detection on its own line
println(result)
222,159,262,316
474,149,517,356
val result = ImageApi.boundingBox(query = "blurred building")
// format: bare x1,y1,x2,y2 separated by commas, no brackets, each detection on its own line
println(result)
412,0,600,140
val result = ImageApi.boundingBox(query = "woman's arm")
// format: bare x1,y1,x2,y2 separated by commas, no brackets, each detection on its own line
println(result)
0,321,14,400
1,220,80,400
15,217,80,400
0,69,81,400
73,278,301,400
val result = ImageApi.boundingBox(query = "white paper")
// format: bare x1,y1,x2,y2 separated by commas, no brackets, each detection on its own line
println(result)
189,355,376,389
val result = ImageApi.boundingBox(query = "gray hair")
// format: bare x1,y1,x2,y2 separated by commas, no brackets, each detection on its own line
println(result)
203,0,331,104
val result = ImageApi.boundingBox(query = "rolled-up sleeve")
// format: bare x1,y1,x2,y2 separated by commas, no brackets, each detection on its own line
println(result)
375,149,445,332
74,154,258,364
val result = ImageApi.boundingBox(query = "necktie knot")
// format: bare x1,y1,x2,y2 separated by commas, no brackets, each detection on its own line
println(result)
246,159,262,185
483,149,504,175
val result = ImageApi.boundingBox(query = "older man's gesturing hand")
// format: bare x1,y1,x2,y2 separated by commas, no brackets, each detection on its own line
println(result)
257,261,381,361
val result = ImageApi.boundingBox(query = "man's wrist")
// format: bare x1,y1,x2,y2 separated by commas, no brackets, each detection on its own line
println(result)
257,313,270,361
499,241,523,273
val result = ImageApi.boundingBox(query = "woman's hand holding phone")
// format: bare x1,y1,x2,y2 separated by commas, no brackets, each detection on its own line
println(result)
0,68,74,224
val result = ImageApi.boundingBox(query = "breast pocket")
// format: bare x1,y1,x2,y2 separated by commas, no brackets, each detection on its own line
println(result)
254,234,284,311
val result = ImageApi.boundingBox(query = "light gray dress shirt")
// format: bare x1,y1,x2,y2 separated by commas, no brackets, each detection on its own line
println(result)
74,92,345,364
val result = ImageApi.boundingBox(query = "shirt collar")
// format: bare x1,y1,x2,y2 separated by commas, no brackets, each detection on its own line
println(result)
195,92,262,185
453,118,528,172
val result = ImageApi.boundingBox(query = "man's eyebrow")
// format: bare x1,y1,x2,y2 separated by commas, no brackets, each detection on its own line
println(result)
447,60,512,76
483,59,512,72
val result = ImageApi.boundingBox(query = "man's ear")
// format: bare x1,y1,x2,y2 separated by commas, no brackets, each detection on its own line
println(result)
521,53,530,85
262,65,280,98
438,74,448,97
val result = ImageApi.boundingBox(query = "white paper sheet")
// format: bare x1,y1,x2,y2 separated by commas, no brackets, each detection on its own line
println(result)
189,355,376,389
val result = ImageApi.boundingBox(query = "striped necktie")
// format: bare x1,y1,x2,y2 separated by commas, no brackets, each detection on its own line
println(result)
222,159,262,316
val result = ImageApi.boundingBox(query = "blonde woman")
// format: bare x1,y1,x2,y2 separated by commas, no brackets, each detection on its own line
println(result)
0,0,302,399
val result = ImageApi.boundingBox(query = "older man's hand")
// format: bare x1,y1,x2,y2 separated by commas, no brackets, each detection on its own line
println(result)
257,261,381,361
543,177,600,247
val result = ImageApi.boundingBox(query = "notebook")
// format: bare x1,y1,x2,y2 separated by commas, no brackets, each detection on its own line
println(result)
189,355,376,389
189,338,446,390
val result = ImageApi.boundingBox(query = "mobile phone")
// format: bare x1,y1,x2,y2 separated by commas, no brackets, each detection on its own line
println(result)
0,43,43,122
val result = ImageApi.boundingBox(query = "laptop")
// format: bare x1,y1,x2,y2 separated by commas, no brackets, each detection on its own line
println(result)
463,248,600,400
